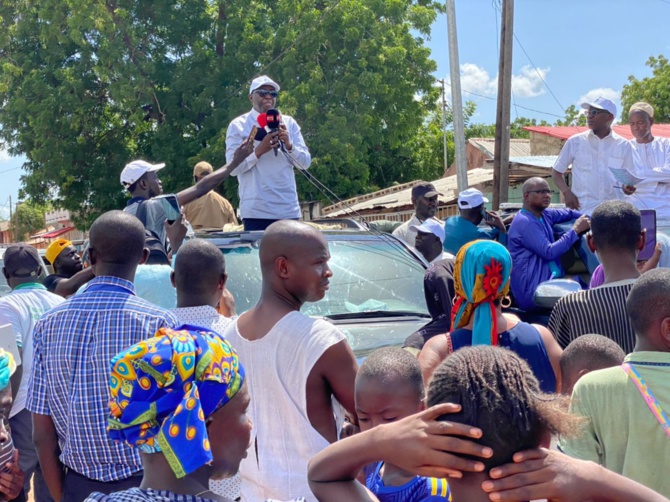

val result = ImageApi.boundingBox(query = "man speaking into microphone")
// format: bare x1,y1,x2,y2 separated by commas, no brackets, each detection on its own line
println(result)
226,75,312,231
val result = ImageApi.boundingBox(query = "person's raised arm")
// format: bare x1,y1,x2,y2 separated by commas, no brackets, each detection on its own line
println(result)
176,139,253,207
481,448,669,502
308,403,491,502
52,267,95,298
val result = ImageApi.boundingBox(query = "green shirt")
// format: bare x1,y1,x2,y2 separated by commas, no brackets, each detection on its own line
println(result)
560,351,670,495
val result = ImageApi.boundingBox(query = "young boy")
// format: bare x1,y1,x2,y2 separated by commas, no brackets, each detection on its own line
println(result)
355,347,451,501
559,334,626,395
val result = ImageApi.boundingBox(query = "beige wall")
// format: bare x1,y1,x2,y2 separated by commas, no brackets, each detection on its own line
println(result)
529,132,565,156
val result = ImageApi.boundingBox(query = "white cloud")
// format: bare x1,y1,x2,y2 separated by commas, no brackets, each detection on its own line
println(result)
577,88,621,121
459,63,498,97
511,65,549,98
0,148,9,162
453,63,550,99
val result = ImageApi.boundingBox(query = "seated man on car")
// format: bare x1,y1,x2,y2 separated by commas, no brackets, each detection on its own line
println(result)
508,177,590,311
443,188,507,255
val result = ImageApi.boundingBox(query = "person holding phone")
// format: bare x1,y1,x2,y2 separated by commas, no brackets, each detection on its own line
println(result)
120,140,253,247
443,188,507,256
225,75,312,231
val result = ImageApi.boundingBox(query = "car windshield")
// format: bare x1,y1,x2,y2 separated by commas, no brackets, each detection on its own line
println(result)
221,236,429,317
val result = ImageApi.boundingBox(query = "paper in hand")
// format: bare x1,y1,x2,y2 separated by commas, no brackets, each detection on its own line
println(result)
609,167,645,187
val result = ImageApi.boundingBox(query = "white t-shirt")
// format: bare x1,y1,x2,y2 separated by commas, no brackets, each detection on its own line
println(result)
0,284,64,417
226,109,311,220
554,129,634,215
628,137,670,225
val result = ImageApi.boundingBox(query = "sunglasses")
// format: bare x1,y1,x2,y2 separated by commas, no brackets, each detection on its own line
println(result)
526,189,555,195
586,109,610,117
254,90,278,98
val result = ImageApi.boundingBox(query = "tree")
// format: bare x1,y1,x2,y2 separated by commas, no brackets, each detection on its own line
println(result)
0,0,443,224
621,55,670,123
555,105,586,127
10,202,47,241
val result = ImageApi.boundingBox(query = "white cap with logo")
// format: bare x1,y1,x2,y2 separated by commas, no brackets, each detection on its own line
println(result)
580,96,617,117
409,219,446,244
458,188,489,209
249,75,280,94
120,160,165,187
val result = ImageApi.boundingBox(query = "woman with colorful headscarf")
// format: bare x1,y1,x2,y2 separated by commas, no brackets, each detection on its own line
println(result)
418,240,562,393
84,326,251,502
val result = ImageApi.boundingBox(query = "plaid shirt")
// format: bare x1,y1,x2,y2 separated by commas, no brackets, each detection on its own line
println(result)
27,276,178,482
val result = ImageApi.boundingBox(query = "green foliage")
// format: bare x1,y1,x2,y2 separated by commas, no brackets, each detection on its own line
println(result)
621,55,670,123
0,0,444,223
555,105,586,127
10,202,48,241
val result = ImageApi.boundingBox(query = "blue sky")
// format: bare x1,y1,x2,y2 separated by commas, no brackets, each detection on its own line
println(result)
1,0,669,219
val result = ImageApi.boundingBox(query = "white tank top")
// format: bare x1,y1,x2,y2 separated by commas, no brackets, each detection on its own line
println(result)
224,311,345,502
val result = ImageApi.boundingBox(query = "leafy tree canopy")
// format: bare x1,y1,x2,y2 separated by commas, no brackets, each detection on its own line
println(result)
10,201,49,241
621,55,670,123
0,0,444,226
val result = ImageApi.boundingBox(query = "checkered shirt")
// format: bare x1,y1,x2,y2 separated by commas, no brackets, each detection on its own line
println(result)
27,276,178,482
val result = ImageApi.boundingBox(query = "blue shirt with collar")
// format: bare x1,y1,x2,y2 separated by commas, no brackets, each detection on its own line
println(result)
443,215,504,255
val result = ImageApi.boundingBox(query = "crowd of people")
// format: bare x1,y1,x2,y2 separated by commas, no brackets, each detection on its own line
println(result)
0,81,668,502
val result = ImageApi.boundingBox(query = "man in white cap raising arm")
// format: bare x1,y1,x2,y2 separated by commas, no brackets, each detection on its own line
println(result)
552,96,634,215
121,142,252,246
226,75,312,231
443,187,507,255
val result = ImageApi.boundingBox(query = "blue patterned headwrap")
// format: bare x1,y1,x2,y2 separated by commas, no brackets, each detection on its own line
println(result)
107,325,245,478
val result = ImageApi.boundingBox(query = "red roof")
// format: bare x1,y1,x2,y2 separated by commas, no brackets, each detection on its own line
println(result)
34,226,76,239
524,124,670,141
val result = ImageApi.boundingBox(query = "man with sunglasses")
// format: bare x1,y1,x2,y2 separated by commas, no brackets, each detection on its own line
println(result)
226,75,312,231
508,177,590,311
552,97,634,216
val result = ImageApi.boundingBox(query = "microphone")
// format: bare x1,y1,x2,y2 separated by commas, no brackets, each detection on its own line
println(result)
255,113,268,141
266,108,282,156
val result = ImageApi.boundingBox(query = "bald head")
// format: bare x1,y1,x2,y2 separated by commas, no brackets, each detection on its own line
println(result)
259,220,332,305
89,211,146,266
522,177,547,194
259,221,327,272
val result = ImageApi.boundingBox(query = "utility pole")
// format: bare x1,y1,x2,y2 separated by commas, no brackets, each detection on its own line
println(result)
438,79,448,177
8,195,12,242
493,0,514,209
445,0,468,192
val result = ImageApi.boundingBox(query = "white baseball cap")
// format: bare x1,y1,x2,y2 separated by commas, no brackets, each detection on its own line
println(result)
249,75,280,94
410,219,446,244
120,160,165,187
580,97,617,117
458,188,489,209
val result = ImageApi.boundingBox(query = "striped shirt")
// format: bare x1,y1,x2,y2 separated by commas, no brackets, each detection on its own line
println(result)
548,279,637,354
27,276,178,482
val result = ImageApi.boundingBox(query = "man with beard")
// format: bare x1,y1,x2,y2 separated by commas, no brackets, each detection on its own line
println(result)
392,182,443,247
43,239,94,298
508,177,590,311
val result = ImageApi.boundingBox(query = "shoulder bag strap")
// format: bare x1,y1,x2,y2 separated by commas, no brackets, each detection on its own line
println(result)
621,363,670,438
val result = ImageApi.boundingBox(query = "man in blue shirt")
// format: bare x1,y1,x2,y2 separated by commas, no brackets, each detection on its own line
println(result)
508,177,590,311
443,188,507,255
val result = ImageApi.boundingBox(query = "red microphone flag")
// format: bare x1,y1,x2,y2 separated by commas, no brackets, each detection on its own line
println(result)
257,113,267,128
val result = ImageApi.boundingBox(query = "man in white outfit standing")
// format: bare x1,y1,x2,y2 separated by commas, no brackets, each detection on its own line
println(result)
224,220,357,501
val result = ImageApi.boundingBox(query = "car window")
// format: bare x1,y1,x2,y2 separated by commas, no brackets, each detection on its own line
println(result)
221,237,429,317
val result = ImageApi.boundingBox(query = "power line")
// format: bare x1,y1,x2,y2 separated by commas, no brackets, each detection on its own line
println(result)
0,166,21,175
443,80,565,118
492,2,565,115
